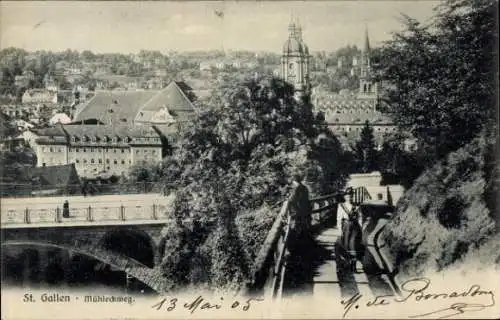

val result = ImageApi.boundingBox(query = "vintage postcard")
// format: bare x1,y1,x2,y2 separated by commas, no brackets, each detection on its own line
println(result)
1,0,498,319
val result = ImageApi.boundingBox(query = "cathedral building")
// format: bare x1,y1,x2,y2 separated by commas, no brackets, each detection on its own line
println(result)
279,20,394,147
311,27,396,147
281,18,311,99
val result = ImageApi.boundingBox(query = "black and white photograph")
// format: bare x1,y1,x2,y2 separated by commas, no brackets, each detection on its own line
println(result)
0,0,498,318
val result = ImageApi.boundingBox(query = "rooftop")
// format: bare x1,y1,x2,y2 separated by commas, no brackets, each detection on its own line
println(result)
73,81,196,125
63,124,160,139
74,90,155,124
32,123,163,146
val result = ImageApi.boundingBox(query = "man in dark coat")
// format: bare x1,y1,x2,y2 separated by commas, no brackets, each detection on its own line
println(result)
288,173,312,241
62,200,70,218
284,173,314,295
335,208,364,297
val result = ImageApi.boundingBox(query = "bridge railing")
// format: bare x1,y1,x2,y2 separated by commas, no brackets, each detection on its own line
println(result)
247,187,357,299
1,203,170,225
246,198,291,299
310,192,344,227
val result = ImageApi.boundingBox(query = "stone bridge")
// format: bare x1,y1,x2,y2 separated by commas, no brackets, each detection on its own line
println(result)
1,223,174,292
1,194,178,293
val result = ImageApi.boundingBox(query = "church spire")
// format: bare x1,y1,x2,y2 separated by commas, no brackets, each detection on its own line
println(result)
359,25,377,99
360,25,371,79
363,25,370,54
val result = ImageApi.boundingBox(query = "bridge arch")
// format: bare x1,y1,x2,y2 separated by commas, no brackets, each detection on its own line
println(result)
98,227,156,268
1,241,157,292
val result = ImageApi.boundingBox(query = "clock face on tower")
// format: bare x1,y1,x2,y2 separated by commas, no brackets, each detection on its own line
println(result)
288,63,296,77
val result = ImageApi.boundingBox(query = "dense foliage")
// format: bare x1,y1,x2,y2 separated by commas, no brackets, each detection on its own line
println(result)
346,122,425,187
373,0,497,162
352,121,378,173
376,132,431,189
0,146,37,183
386,132,498,277
378,0,498,277
0,115,37,184
157,76,349,291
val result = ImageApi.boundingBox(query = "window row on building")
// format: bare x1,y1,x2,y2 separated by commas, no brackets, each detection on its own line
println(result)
69,135,161,144
41,146,159,154
330,125,395,133
31,124,167,178
74,158,131,165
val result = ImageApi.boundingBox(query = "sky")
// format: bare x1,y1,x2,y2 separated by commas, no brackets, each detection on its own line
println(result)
0,1,441,54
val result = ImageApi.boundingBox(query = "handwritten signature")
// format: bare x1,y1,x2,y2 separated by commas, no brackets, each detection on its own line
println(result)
151,295,264,314
341,277,495,319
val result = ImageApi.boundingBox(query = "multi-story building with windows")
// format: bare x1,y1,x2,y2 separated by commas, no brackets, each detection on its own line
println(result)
31,123,164,178
310,27,397,148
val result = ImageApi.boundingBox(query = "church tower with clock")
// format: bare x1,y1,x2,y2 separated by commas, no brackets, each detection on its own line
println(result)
281,18,311,99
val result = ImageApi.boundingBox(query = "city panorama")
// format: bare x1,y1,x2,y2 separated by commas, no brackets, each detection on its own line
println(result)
0,1,498,318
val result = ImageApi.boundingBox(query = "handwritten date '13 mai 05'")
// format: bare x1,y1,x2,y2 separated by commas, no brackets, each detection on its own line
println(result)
151,295,264,314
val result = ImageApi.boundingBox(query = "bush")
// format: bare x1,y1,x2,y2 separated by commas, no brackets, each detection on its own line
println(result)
386,132,497,277
235,204,279,262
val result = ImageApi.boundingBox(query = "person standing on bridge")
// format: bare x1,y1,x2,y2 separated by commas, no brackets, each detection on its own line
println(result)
62,200,70,218
82,181,87,197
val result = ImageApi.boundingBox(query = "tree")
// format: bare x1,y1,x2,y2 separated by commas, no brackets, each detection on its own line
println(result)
81,50,95,61
378,132,427,188
354,121,378,173
157,75,349,290
159,191,193,290
165,76,347,201
374,0,497,162
204,194,250,291
376,0,499,277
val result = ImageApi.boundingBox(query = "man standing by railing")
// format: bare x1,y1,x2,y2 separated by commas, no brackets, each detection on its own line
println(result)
283,173,314,295
288,173,312,240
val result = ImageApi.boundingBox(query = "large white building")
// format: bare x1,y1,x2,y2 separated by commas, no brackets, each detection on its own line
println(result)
21,89,59,105
30,124,166,179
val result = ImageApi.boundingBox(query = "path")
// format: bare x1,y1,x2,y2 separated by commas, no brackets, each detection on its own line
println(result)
312,226,371,301
278,224,374,318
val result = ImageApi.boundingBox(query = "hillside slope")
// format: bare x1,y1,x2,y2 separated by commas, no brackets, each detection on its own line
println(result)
386,132,498,278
